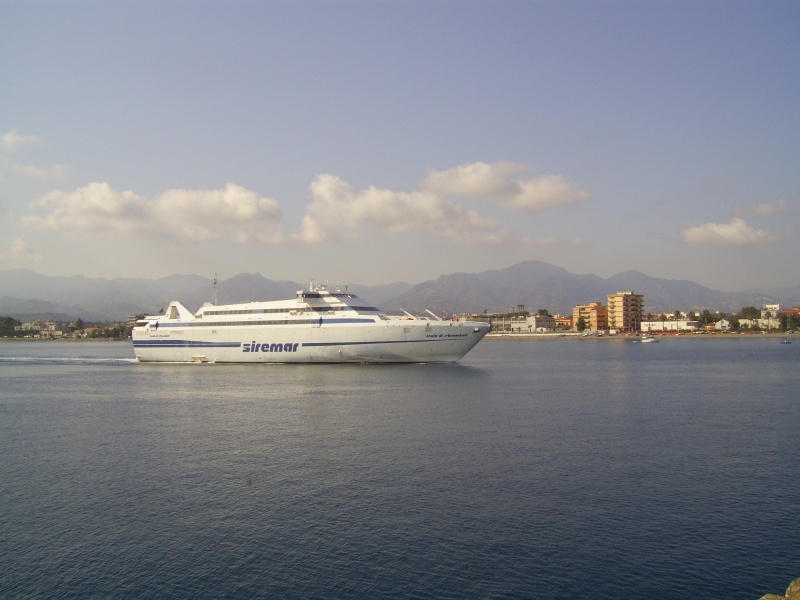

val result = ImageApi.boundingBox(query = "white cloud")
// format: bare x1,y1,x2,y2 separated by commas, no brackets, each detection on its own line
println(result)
423,161,524,197
1,129,42,152
20,163,580,248
8,162,67,179
0,238,42,263
153,184,282,243
744,197,790,217
422,161,591,213
21,182,283,243
682,217,780,246
294,174,509,244
23,182,150,234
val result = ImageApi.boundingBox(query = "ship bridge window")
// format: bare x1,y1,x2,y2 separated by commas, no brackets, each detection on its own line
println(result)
190,319,315,327
203,308,294,316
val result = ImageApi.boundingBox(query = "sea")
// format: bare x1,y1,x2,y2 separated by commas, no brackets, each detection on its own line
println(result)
1,337,798,599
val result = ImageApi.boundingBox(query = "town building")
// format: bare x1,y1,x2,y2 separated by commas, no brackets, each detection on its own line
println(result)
554,315,573,329
526,315,555,332
573,302,608,331
128,314,146,326
714,319,732,331
607,291,644,332
762,304,781,319
640,320,699,332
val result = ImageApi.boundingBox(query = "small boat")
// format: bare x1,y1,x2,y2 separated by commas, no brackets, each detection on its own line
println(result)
640,336,659,343
782,340,792,344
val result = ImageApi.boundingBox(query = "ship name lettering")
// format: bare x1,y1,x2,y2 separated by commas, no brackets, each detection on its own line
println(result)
243,342,300,353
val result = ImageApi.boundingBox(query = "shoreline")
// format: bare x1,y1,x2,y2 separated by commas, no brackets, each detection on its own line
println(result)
0,337,132,342
484,332,794,341
1,332,794,343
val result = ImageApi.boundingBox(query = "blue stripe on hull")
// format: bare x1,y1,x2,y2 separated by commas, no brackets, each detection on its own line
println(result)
133,340,242,348
134,338,466,348
302,339,437,347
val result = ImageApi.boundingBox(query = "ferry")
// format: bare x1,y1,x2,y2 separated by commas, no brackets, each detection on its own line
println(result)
132,282,491,363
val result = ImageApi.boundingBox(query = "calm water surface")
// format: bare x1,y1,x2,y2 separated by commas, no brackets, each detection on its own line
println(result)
1,338,798,599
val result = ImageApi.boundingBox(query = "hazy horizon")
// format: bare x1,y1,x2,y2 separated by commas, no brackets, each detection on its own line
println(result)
1,2,798,290
2,258,797,296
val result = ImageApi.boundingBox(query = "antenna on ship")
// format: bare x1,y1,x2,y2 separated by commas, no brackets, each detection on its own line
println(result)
211,273,218,306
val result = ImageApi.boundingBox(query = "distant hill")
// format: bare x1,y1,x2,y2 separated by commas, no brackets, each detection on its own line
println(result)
0,296,62,315
0,296,76,322
0,262,795,320
181,273,303,308
745,283,800,307
0,270,412,321
343,282,414,307
0,270,211,321
380,261,786,315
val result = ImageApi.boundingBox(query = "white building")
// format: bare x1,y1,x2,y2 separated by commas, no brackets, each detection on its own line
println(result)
762,304,781,319
641,320,699,332
739,317,780,330
715,319,732,331
526,315,556,332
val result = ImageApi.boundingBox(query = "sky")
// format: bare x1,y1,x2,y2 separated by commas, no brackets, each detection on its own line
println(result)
0,1,798,291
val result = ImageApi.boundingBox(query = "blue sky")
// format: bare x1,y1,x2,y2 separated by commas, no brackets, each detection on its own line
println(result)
1,1,798,290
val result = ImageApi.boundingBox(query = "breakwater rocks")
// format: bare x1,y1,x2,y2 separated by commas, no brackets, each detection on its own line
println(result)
760,578,800,600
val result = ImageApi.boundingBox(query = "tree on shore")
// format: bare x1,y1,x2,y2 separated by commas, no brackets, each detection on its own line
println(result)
75,318,84,331
576,316,586,332
740,306,760,320
779,313,798,332
0,316,22,338
537,308,551,317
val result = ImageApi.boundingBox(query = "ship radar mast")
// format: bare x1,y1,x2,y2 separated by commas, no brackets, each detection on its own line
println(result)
211,273,218,306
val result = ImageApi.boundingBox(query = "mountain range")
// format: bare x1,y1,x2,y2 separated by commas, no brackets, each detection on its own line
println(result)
0,261,797,322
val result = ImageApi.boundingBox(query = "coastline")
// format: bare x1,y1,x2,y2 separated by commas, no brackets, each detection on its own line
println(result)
1,332,794,343
484,332,794,341
0,338,132,342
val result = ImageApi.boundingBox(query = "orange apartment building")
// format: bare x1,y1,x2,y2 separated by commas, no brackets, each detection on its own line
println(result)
572,302,608,331
554,314,573,329
607,291,644,332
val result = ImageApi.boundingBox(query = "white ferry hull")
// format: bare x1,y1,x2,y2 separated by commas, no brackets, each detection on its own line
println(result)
133,321,489,363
